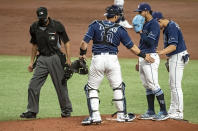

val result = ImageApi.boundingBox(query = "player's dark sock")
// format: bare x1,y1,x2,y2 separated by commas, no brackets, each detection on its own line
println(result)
156,93,167,114
146,94,155,114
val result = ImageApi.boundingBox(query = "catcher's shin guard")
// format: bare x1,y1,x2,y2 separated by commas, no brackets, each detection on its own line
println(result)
84,84,100,118
112,82,127,116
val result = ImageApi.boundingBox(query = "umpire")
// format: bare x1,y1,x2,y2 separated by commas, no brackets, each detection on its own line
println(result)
20,7,72,118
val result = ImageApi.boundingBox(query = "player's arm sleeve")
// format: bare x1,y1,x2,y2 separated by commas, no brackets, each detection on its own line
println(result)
167,25,178,47
29,25,37,45
57,22,70,44
140,22,160,47
140,33,155,47
83,23,95,44
120,28,134,49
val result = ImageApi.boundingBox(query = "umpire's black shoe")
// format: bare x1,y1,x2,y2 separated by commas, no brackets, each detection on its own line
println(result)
20,111,36,118
61,112,71,118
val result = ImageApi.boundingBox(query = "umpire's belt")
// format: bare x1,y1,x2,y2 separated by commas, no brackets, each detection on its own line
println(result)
40,52,56,56
93,52,117,55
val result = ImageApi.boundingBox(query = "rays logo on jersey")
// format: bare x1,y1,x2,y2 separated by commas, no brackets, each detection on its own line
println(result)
168,37,176,43
148,31,156,39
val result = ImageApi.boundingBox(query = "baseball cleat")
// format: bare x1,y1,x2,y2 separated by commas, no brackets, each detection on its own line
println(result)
168,113,183,120
81,117,102,126
117,113,136,122
152,112,169,121
139,113,155,120
61,112,71,118
119,20,133,29
20,111,36,119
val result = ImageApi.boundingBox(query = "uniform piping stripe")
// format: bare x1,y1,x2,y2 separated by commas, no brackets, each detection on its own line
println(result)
85,34,92,39
175,54,180,110
148,36,156,41
149,63,156,93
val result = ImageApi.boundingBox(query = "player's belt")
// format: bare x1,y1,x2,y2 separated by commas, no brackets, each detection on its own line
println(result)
93,52,117,55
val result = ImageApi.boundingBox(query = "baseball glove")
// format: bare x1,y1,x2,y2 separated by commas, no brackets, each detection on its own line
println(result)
71,59,88,75
132,14,145,33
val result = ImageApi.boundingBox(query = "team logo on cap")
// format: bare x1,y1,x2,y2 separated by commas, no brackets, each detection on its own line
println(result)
39,12,44,15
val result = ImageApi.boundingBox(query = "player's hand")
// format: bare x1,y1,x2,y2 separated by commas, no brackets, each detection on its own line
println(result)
79,55,87,61
28,63,33,72
145,54,155,63
157,50,164,55
66,58,71,66
135,63,139,72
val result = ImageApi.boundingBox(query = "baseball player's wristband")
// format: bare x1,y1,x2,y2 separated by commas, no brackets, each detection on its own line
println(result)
137,52,146,58
80,48,87,55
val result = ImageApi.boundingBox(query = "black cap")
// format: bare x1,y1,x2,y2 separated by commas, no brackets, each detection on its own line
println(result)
36,7,48,19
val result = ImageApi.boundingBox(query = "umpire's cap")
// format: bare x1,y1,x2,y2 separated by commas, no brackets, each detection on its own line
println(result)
134,2,152,12
152,11,164,20
104,5,122,18
36,7,48,19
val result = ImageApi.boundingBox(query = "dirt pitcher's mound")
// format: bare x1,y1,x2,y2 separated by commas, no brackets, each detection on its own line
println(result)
0,115,198,131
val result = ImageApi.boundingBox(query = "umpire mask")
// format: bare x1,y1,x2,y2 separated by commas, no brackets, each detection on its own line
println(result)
38,18,48,26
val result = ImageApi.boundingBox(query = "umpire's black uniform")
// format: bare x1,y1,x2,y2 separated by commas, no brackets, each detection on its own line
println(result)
20,7,72,118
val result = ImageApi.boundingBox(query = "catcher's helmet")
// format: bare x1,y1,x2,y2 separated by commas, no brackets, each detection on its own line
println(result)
104,5,122,18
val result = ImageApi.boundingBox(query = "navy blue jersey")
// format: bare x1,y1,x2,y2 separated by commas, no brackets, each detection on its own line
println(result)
139,19,160,53
163,21,187,57
83,20,134,53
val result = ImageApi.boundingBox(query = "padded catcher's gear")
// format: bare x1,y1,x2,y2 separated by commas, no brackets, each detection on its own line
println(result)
104,5,122,18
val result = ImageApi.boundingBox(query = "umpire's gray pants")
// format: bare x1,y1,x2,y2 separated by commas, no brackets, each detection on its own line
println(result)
27,54,72,114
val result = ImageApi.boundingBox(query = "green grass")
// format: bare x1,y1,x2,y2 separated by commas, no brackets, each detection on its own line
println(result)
0,55,198,123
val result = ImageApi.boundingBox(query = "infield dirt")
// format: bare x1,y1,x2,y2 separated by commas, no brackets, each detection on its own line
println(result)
0,0,198,131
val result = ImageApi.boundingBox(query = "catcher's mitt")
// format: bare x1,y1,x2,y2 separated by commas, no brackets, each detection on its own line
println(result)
132,14,145,33
71,59,88,75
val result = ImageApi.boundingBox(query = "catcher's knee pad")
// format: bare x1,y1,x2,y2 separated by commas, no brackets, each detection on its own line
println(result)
112,82,127,115
84,84,100,117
